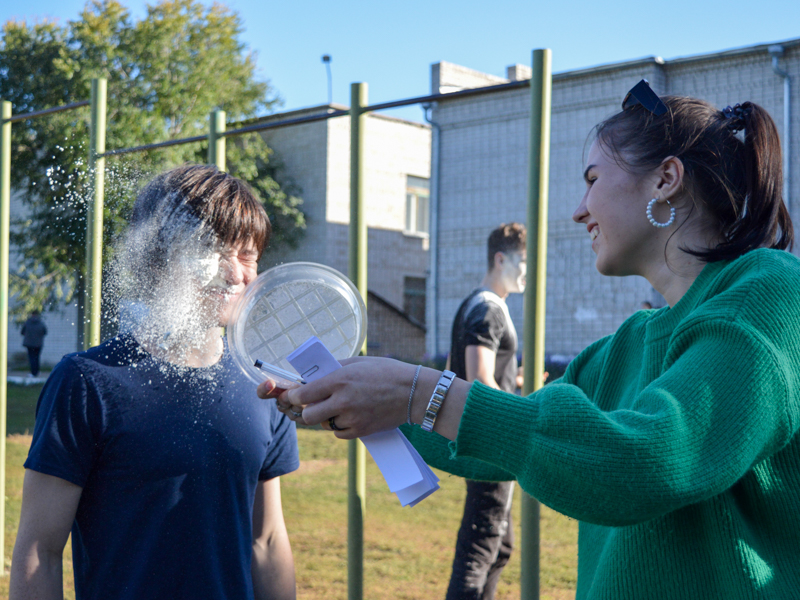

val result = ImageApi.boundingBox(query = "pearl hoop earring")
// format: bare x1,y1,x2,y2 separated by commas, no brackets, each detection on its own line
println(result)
646,198,675,228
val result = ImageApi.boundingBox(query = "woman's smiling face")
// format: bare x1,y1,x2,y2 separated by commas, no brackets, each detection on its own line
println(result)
572,140,665,277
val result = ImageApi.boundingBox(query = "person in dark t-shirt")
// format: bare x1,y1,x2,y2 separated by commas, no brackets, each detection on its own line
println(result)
10,165,299,600
446,222,526,600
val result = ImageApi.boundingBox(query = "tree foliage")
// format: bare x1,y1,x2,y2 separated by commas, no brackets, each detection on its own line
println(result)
0,0,305,320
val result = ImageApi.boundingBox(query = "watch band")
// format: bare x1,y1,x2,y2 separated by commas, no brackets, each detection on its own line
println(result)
421,370,456,432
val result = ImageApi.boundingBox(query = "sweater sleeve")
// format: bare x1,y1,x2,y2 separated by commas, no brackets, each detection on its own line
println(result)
451,318,796,526
398,334,615,483
399,423,516,481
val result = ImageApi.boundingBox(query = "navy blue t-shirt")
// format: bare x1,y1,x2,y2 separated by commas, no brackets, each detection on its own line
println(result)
25,334,299,600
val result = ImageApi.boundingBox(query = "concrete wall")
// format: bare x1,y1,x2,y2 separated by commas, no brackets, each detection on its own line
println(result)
429,40,800,359
262,106,431,317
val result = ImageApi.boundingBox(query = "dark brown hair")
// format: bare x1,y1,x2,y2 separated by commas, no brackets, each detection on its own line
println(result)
121,164,270,298
131,163,270,257
594,96,792,261
487,222,527,269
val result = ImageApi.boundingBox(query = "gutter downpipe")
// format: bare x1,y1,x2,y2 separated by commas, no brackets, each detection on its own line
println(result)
769,45,791,213
422,103,441,358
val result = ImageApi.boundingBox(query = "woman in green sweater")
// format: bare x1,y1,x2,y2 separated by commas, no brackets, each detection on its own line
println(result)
263,81,800,598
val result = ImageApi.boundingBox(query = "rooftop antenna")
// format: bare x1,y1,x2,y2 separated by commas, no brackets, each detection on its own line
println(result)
322,54,332,105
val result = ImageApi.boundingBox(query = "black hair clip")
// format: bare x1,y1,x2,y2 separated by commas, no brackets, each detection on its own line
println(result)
722,104,751,132
622,79,668,116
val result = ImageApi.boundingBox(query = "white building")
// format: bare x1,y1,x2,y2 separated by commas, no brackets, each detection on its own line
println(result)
426,39,800,361
258,105,431,359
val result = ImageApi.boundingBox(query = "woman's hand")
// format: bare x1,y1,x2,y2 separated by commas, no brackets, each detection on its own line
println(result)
257,357,418,438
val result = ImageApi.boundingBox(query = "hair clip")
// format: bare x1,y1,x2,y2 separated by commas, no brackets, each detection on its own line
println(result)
622,79,668,116
722,104,751,132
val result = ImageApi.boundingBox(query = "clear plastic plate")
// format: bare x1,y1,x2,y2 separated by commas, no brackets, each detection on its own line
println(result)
227,262,367,385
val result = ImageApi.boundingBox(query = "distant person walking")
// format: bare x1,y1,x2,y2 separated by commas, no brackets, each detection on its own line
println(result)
21,311,47,377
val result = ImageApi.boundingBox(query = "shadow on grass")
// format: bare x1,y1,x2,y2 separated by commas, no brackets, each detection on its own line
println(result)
6,381,43,435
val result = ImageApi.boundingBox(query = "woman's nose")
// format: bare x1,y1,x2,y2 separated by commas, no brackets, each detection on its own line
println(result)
572,193,589,223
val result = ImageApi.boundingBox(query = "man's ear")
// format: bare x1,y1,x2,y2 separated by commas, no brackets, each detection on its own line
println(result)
493,251,505,271
654,155,685,200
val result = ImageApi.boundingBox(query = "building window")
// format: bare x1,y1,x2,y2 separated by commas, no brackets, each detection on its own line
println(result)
403,276,426,325
405,176,430,235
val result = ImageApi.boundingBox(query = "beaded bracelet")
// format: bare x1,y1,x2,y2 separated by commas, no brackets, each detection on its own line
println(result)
407,365,422,425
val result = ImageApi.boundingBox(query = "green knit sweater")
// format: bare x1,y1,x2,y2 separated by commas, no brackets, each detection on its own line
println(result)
403,248,800,599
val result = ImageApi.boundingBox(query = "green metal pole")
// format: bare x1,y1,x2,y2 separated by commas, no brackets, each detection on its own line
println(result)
347,82,368,600
521,48,552,600
208,110,226,171
84,78,107,350
0,99,12,570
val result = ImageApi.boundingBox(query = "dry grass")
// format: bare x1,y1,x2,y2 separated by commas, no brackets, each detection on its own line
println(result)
283,429,577,599
1,389,577,599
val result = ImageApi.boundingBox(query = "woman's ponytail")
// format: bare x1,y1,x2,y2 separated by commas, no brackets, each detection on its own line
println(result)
729,102,793,256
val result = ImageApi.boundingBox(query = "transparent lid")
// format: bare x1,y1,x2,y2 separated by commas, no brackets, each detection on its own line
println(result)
227,262,367,385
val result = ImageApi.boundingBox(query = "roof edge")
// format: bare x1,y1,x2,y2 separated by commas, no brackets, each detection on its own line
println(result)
553,37,800,81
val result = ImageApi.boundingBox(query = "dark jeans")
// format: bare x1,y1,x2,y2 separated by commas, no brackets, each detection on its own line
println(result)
26,346,41,377
446,480,515,600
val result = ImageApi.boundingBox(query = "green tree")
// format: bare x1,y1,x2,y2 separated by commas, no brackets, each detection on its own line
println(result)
0,0,305,322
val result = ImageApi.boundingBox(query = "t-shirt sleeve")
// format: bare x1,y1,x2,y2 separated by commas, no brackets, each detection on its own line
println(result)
25,357,102,488
259,409,300,480
462,303,506,353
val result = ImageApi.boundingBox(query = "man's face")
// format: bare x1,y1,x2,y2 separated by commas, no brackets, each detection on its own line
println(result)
194,240,259,327
500,251,526,294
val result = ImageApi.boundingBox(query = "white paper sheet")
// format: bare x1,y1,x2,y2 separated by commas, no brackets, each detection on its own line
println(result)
287,336,440,506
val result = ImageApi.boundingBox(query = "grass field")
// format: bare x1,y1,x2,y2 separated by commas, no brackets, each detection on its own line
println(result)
1,382,578,599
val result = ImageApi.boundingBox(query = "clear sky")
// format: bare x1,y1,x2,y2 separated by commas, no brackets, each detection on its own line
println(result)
4,0,800,123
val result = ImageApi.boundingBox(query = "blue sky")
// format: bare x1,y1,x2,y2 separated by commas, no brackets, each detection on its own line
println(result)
4,0,800,122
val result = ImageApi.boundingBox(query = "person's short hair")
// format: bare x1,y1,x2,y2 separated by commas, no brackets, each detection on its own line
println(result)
122,164,270,297
487,222,526,269
131,163,270,257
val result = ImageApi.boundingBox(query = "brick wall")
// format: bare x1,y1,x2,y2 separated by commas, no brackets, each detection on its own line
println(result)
260,105,432,359
429,41,800,358
262,106,431,310
366,290,425,362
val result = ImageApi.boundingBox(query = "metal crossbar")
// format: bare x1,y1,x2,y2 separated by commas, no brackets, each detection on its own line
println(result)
102,134,207,157
1,100,90,124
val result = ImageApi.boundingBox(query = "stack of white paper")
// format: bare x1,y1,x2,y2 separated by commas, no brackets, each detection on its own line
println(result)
287,336,440,507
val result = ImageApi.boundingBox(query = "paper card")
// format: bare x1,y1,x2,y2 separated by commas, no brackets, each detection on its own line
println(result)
396,433,440,507
287,335,439,507
287,337,341,382
361,430,424,492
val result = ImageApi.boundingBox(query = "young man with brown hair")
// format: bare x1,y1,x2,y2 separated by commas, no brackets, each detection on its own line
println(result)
10,165,299,600
446,222,526,600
